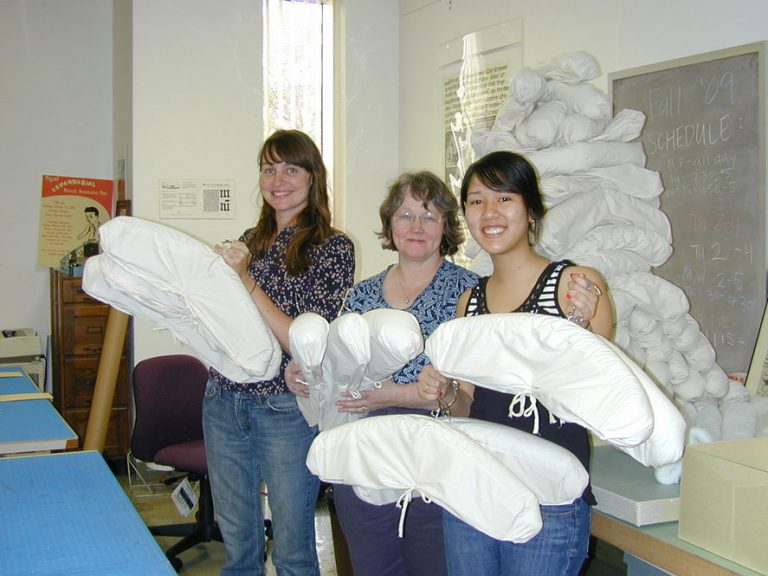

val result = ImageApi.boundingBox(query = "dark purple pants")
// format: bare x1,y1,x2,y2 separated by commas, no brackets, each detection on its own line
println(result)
333,483,448,576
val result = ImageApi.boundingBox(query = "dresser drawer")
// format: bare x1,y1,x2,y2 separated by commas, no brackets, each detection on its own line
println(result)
60,275,102,304
60,304,111,355
51,269,132,468
61,356,129,409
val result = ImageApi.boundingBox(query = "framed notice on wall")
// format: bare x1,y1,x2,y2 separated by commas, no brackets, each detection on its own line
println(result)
441,18,523,191
610,42,767,374
159,179,235,219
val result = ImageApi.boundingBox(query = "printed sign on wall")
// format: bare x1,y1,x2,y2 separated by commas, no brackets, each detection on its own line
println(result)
38,175,113,269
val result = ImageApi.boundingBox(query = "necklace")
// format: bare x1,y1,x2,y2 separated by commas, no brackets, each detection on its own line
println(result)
395,268,411,305
391,262,440,307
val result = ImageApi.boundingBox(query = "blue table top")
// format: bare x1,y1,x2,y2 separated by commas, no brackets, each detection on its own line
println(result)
0,366,39,393
0,450,176,575
0,367,78,453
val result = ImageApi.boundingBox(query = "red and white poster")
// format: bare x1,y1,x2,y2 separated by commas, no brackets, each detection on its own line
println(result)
38,175,113,269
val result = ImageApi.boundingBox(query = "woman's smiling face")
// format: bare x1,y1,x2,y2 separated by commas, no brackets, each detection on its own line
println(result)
259,158,311,224
391,190,445,263
463,174,530,255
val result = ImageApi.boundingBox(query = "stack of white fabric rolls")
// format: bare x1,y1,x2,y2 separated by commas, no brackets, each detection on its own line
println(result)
82,216,282,383
465,51,768,452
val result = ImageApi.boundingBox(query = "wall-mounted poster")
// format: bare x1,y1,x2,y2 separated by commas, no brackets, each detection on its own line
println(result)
441,18,522,193
38,174,113,271
158,179,235,219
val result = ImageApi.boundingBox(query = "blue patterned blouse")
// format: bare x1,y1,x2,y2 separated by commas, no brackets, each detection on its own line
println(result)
210,226,355,395
343,259,478,412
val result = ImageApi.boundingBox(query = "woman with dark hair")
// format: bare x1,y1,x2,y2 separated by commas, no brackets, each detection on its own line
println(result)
419,150,612,576
205,129,355,575
289,170,478,576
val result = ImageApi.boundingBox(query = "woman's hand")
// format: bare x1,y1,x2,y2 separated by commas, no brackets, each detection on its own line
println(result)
284,360,310,398
565,272,605,329
214,240,252,283
416,364,451,401
335,380,402,414
215,240,295,352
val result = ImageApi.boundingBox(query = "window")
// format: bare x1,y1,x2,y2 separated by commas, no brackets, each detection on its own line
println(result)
263,0,332,157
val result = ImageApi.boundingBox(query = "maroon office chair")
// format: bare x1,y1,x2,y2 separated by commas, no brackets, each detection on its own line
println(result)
129,354,221,572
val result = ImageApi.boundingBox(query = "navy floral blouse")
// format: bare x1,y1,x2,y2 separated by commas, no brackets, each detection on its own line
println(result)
210,226,355,395
343,259,478,411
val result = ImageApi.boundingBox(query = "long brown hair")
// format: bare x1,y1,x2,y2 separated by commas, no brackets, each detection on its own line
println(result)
247,130,334,275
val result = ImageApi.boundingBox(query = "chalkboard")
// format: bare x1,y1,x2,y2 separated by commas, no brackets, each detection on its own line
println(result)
610,43,767,374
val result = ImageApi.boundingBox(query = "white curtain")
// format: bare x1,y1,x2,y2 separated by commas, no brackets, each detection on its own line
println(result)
263,0,326,147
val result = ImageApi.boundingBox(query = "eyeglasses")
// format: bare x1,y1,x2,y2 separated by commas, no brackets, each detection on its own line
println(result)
393,211,442,227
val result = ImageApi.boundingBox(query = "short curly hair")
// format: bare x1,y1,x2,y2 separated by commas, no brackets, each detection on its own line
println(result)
377,171,465,256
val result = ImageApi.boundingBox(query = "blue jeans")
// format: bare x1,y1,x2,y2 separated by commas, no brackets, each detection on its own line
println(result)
442,499,591,576
203,378,321,576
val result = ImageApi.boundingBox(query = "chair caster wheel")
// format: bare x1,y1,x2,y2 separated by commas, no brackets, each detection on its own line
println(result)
168,555,183,572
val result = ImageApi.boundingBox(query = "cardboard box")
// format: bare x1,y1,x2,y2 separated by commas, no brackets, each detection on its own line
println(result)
678,437,768,574
590,445,680,526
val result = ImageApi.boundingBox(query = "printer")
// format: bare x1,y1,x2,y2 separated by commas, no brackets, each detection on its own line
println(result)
0,329,45,390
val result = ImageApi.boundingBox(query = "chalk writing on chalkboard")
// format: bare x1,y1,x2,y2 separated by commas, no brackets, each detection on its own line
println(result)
610,43,766,373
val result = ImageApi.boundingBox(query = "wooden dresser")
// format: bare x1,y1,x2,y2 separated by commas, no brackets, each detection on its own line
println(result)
50,269,130,468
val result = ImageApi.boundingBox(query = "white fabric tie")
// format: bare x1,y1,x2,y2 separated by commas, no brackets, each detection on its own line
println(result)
508,394,541,435
394,488,432,538
395,489,413,538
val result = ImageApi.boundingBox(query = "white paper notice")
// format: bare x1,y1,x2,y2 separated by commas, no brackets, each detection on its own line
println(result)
159,179,235,219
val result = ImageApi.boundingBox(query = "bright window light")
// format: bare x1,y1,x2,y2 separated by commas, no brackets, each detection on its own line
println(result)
263,0,332,153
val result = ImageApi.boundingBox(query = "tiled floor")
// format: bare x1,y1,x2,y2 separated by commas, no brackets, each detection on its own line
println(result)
119,470,339,576
119,468,625,576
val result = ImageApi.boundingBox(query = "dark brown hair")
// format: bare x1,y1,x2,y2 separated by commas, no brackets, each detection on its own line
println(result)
246,129,334,275
460,151,546,243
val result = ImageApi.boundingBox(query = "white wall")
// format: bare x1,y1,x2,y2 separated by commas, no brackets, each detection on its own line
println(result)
130,0,266,359
2,0,767,366
130,0,400,361
398,0,768,173
0,1,112,350
336,0,400,281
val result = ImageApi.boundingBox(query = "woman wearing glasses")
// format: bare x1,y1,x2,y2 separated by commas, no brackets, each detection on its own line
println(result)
290,171,477,575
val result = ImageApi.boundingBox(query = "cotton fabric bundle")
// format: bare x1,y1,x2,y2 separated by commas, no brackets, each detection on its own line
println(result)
307,414,546,542
425,313,686,469
288,309,423,430
83,216,281,382
460,51,768,479
348,414,589,509
446,417,589,505
288,312,330,427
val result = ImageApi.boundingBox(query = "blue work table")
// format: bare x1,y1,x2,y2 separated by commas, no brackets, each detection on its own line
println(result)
0,367,78,454
0,450,176,575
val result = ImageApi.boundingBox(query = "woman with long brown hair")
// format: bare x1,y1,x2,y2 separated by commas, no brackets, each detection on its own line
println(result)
205,129,355,575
